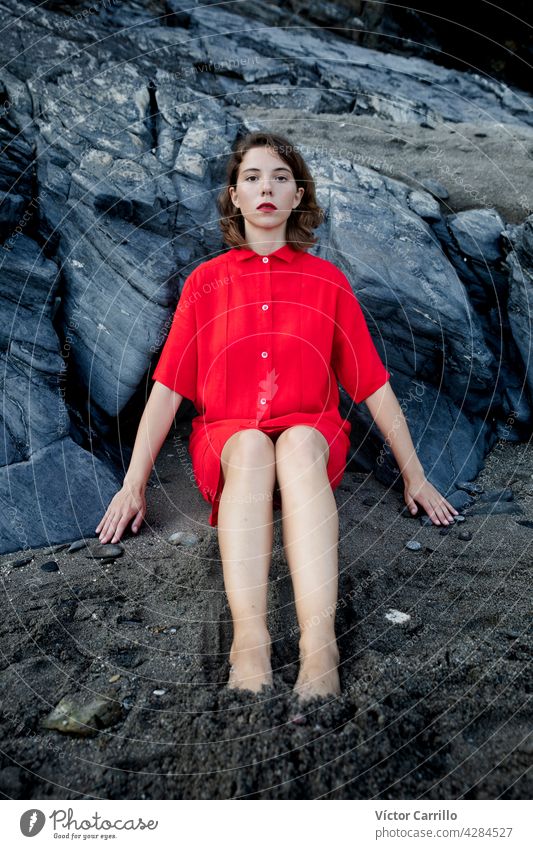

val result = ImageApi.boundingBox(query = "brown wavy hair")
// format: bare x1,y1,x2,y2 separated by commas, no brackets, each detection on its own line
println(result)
217,131,324,251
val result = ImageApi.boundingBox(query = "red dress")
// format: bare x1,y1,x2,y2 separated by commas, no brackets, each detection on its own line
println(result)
152,243,390,526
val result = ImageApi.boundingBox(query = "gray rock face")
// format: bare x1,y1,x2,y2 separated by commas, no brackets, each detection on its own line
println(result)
0,0,532,553
505,216,533,405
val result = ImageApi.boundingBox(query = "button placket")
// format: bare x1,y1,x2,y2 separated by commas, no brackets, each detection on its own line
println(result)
259,255,272,413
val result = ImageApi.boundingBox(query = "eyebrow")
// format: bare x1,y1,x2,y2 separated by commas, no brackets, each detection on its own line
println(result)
241,167,292,173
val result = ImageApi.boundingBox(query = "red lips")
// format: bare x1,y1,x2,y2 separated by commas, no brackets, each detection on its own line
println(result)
257,203,277,210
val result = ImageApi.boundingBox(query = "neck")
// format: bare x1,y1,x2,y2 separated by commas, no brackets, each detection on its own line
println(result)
242,223,287,256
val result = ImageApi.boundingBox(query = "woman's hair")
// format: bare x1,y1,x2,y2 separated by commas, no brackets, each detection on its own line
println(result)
217,131,324,251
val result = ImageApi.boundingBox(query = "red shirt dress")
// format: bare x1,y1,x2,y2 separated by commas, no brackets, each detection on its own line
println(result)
152,242,390,526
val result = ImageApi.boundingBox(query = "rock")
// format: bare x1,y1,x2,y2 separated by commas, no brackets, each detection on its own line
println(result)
362,496,379,507
40,560,59,572
86,544,124,560
168,531,199,547
8,555,34,568
448,209,505,264
515,520,533,529
42,694,124,736
152,689,167,696
407,190,442,222
420,178,449,200
0,0,531,556
453,514,466,523
385,609,411,625
0,236,121,555
68,539,90,553
405,540,422,551
505,215,533,405
459,531,473,541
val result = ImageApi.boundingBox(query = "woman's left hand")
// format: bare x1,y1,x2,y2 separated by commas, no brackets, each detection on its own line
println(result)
404,475,459,525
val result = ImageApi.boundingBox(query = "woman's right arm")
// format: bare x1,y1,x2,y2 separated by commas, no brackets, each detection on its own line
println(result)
95,381,184,544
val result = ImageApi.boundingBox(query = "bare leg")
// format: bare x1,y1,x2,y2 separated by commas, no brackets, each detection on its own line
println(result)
218,429,276,693
275,426,341,701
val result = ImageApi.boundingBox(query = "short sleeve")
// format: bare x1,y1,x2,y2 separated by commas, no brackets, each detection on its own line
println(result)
151,270,198,403
331,271,390,404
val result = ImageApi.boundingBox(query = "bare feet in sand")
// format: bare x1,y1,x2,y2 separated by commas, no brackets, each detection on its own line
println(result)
294,636,341,702
227,630,273,694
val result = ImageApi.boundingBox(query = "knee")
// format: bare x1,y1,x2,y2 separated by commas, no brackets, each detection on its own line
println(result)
222,429,275,471
275,426,330,471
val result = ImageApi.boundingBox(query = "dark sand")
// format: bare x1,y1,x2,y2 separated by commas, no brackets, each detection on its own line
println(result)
0,426,531,799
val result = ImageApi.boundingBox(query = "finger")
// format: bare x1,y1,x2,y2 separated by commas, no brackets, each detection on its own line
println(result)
99,513,117,542
111,514,131,544
445,500,459,516
132,509,144,533
435,503,451,524
426,501,442,524
405,493,419,515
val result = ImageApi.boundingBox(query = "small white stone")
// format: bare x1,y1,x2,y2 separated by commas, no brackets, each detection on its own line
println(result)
385,608,411,625
168,531,199,547
153,689,166,696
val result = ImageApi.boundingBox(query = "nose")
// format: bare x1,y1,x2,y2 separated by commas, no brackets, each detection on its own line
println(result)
260,178,273,194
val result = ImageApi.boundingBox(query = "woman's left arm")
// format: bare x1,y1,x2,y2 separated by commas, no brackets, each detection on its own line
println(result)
364,381,459,525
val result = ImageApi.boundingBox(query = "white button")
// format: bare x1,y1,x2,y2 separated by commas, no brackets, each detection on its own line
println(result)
262,304,269,310
262,256,269,263
260,398,266,405
261,351,268,358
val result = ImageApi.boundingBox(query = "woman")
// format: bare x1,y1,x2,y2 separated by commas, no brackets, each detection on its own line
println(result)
96,131,458,702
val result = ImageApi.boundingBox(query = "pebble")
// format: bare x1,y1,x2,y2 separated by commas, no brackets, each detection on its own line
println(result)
420,177,449,200
168,628,177,635
362,496,378,507
168,531,199,547
86,544,124,559
289,713,307,726
42,695,123,736
420,516,433,526
8,555,34,568
41,560,59,572
439,526,452,535
152,689,166,696
405,540,421,551
385,609,411,625
108,674,121,683
453,514,466,523
458,530,473,541
515,520,533,529
43,544,69,555
68,539,89,553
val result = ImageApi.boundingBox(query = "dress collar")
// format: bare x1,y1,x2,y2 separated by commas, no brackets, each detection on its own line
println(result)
232,243,301,263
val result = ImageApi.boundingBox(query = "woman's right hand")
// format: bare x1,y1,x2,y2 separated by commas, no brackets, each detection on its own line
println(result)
95,482,146,544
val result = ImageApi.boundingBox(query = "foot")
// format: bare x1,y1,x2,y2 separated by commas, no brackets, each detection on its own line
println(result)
227,631,273,694
294,638,341,702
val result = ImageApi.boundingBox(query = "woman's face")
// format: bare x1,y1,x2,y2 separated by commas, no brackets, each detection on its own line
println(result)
229,146,304,236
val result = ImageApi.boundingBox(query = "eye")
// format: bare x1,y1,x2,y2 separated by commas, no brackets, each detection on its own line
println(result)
245,175,258,181
276,175,288,181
